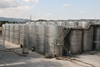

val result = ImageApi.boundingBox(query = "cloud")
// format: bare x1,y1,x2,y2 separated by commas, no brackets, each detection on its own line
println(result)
0,0,20,8
46,13,53,16
35,13,54,20
0,0,35,19
63,4,71,7
80,11,84,14
23,0,39,3
0,5,34,19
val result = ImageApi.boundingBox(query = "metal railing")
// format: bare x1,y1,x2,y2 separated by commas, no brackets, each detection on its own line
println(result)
53,28,71,56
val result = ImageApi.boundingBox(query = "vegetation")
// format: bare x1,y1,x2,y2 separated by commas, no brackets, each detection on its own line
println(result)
36,19,48,22
0,21,23,27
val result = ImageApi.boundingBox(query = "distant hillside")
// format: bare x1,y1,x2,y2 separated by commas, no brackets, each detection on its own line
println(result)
0,17,30,22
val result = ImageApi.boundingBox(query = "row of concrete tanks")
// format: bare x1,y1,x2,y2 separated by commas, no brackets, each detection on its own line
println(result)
3,24,27,46
2,20,100,57
27,21,100,55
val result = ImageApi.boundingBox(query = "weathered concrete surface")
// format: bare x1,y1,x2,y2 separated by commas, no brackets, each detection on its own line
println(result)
0,41,100,67
0,51,100,67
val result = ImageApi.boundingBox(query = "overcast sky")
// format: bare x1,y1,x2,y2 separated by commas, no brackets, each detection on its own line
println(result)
0,0,100,20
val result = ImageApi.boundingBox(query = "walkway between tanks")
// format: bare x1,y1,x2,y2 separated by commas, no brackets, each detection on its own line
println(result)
0,41,100,67
5,41,20,49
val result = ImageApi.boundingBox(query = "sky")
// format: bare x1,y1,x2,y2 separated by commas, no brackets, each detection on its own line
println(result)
0,0,100,20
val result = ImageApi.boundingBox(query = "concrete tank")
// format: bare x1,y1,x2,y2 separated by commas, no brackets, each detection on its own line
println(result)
19,24,27,47
78,20,91,29
14,24,20,45
69,29,82,54
9,24,14,43
34,22,45,54
45,23,64,57
65,20,78,28
5,24,8,41
5,24,7,41
83,26,93,51
2,24,6,41
27,23,35,50
6,24,10,41
56,21,65,26
94,26,100,50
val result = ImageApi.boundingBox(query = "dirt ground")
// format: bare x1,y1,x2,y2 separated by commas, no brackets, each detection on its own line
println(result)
0,41,100,67
0,27,2,36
